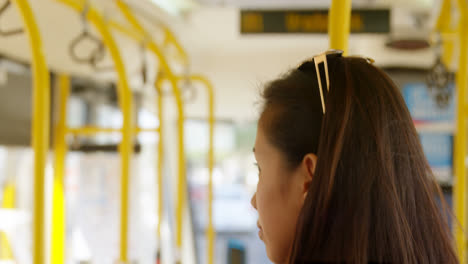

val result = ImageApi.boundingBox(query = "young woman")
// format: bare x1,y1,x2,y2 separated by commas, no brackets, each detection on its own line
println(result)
251,50,458,263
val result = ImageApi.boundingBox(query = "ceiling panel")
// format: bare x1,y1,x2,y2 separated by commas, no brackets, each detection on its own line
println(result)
194,0,434,8
196,0,334,7
0,0,169,84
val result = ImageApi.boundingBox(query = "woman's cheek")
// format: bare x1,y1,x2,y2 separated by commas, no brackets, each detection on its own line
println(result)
257,182,278,239
262,198,293,262
258,181,298,263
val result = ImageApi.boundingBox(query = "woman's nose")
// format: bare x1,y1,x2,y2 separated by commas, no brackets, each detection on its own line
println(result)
251,192,257,210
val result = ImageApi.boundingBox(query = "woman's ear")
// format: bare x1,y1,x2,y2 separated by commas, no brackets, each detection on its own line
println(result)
301,153,317,196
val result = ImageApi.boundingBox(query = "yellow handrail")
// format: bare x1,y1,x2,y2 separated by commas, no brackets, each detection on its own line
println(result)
51,75,70,264
150,50,187,264
162,27,189,66
434,0,455,68
114,2,187,262
55,1,135,262
108,20,145,43
180,75,216,264
114,3,218,262
68,127,125,135
137,128,160,133
436,0,452,32
10,1,51,263
153,56,186,264
66,126,159,136
158,74,217,264
454,0,468,262
328,0,352,55
432,1,467,261
56,1,214,262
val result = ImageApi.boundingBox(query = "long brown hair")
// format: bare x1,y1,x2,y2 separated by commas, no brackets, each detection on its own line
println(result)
260,56,458,263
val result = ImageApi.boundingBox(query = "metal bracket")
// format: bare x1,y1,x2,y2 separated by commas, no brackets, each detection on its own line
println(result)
426,35,453,108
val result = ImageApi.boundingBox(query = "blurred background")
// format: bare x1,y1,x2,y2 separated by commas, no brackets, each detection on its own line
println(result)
0,0,464,263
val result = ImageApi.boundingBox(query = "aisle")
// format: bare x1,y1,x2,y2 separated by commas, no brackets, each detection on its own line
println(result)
195,231,271,264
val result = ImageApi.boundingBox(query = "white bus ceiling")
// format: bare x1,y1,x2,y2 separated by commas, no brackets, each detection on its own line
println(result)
0,0,449,121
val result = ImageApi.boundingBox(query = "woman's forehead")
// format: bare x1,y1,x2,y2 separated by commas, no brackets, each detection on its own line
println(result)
254,125,277,158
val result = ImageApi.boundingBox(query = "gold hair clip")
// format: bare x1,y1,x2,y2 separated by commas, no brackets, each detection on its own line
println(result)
311,49,343,114
348,55,375,64
366,57,375,64
298,50,375,114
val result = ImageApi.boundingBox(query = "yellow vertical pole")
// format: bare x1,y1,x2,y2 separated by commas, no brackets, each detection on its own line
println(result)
155,77,164,260
112,3,217,263
10,1,50,263
436,0,451,31
435,0,455,68
54,1,135,262
51,75,70,264
0,182,16,259
328,0,352,55
454,0,468,262
114,2,186,262
184,76,215,264
207,80,216,264
150,44,186,264
88,9,134,264
441,40,455,69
